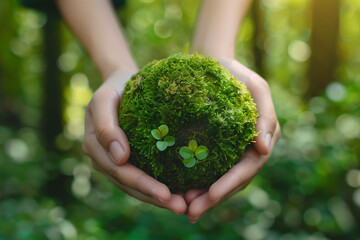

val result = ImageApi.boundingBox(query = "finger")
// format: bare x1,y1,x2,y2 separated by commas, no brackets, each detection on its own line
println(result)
89,88,130,165
186,135,280,222
248,76,277,155
83,104,130,166
85,131,172,203
186,178,252,223
93,161,187,214
187,115,280,223
184,189,206,204
208,148,262,201
187,192,210,223
218,59,278,155
232,61,277,155
89,70,133,165
209,122,280,202
104,169,187,215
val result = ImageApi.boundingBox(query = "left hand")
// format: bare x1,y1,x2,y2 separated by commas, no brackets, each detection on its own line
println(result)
83,69,187,215
184,58,281,223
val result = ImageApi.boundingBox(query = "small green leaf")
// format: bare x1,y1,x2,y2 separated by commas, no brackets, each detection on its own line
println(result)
195,146,209,160
158,125,169,137
180,146,194,159
188,140,197,152
164,136,175,146
183,157,196,168
156,141,168,151
151,129,161,140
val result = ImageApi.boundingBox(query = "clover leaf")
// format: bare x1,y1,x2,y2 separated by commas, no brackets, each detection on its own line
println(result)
183,157,196,168
151,124,175,151
164,136,175,146
195,146,208,160
188,140,197,152
156,141,168,151
158,125,169,137
179,140,209,168
180,146,194,159
151,129,161,140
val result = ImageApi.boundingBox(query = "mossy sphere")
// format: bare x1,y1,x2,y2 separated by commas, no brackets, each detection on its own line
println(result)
119,53,258,192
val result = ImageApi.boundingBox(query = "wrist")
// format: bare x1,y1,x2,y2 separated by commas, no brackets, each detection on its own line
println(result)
191,0,252,61
96,53,138,80
105,68,136,85
191,42,235,60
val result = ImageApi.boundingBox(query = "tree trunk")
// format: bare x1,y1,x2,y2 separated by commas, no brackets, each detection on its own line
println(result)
42,15,63,151
252,0,265,77
307,0,340,98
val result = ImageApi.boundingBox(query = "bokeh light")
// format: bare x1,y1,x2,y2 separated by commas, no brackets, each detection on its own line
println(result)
1,0,360,239
326,82,347,102
304,208,322,226
288,40,311,62
353,188,360,207
5,138,29,163
346,169,360,187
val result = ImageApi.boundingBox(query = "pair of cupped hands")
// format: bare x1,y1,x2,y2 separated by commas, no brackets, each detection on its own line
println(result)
82,58,280,223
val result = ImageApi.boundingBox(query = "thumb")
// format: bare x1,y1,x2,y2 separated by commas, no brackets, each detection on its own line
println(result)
89,70,134,165
217,58,278,155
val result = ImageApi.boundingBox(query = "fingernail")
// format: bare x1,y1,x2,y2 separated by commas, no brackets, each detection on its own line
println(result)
174,210,183,215
158,197,168,203
190,216,200,224
109,141,123,165
265,133,272,153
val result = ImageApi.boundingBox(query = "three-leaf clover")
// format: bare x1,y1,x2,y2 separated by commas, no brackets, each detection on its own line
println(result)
179,140,209,168
151,124,175,151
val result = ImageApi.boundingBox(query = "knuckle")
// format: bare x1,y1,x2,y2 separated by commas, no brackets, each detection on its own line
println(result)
268,117,278,131
106,166,119,181
90,88,109,107
82,143,89,155
91,88,105,101
93,85,116,101
88,91,99,107
95,126,114,147
259,115,278,133
136,173,148,189
254,77,270,91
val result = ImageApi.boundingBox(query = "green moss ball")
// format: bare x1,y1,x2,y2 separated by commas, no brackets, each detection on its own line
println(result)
119,53,258,192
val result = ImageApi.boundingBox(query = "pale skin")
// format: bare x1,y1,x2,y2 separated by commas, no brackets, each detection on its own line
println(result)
56,0,280,223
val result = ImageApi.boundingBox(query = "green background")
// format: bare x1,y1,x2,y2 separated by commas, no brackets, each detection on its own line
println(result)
0,0,359,239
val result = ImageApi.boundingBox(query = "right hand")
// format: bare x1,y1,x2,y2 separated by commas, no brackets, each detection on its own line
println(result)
184,58,281,223
82,69,187,215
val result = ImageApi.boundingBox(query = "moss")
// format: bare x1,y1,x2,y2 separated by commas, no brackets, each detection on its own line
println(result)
119,53,258,192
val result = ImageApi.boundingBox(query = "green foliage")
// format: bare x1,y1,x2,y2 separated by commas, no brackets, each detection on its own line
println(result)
151,124,175,151
183,156,196,168
1,0,360,239
180,145,194,159
195,146,209,160
164,136,175,146
151,129,161,140
180,140,209,168
119,53,258,191
158,124,169,137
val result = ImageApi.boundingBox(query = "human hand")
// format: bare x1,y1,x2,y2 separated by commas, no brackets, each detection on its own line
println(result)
185,59,281,223
82,69,187,215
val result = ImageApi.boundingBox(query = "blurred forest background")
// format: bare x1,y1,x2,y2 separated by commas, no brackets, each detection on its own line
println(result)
1,0,360,239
